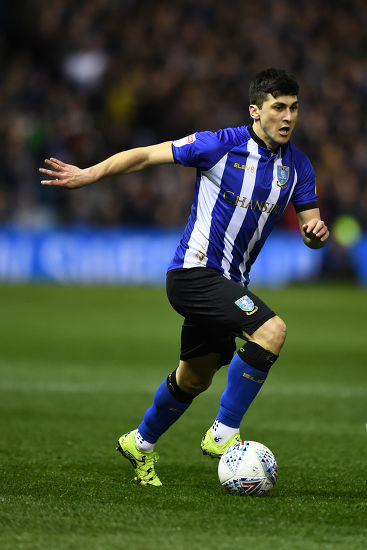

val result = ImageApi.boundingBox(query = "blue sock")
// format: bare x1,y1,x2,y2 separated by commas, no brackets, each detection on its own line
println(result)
138,378,193,443
217,353,268,428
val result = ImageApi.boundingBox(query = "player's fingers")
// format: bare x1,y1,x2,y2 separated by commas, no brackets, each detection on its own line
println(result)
50,157,67,167
304,219,325,234
41,179,61,186
309,222,329,241
302,222,315,235
39,167,68,179
44,158,63,170
303,219,317,228
39,168,58,177
313,222,327,236
315,225,327,235
318,227,329,241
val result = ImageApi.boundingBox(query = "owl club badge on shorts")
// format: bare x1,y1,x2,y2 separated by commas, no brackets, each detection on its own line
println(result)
276,165,290,188
235,295,258,316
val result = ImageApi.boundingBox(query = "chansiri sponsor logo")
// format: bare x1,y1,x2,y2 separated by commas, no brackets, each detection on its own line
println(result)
222,190,283,214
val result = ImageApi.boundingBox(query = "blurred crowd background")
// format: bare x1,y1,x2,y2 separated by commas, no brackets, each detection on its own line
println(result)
1,0,366,234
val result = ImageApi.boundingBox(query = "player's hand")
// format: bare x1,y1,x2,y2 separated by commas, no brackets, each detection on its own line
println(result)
39,158,93,189
302,218,329,248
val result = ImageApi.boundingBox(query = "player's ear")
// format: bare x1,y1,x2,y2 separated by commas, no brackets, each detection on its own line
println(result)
249,104,260,121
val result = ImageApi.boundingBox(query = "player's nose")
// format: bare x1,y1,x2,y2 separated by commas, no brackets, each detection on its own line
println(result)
282,109,292,123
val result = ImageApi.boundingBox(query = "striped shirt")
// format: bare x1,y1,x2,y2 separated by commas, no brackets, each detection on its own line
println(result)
168,125,318,285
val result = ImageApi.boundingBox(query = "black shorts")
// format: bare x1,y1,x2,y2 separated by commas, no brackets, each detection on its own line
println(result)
166,267,276,367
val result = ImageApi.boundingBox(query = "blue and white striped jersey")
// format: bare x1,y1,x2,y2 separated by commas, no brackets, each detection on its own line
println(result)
168,125,318,285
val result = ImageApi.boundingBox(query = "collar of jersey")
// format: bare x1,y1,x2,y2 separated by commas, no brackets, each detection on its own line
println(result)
247,124,282,158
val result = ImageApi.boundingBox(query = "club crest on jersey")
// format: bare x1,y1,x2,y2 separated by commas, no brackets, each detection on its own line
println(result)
276,165,290,188
235,295,258,315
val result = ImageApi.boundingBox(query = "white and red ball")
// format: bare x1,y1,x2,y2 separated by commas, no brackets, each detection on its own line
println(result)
218,440,278,496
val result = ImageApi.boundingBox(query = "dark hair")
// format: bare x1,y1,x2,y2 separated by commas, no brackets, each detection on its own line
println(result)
249,68,299,108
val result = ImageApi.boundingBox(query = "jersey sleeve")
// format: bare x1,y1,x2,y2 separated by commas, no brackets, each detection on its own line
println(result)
291,153,318,212
172,128,243,171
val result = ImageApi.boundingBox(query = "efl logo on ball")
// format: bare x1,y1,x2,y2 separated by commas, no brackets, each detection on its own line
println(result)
218,440,278,496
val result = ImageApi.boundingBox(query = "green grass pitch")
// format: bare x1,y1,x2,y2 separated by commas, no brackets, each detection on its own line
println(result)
0,283,366,550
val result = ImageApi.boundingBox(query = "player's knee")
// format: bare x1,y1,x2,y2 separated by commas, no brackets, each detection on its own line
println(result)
176,358,218,395
271,316,287,348
166,369,197,402
178,376,212,395
176,368,213,395
250,315,287,355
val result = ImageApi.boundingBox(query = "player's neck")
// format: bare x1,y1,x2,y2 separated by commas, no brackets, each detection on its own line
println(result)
249,123,279,154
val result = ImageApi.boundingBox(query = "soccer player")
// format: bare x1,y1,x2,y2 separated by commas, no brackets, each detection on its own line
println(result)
39,68,329,487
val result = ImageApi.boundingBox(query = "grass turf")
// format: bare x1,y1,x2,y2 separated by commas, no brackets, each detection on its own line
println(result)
0,283,366,549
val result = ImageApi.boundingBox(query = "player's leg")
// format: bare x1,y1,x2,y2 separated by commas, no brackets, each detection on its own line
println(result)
209,316,286,448
136,352,221,446
117,366,195,487
117,350,221,486
201,283,286,458
165,267,283,458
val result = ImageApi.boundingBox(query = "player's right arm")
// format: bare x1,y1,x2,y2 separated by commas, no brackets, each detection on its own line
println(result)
39,141,174,189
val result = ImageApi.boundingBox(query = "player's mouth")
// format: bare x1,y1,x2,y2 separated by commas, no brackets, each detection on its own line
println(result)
278,126,290,137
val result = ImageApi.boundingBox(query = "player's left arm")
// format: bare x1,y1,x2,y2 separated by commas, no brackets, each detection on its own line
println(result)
297,208,329,249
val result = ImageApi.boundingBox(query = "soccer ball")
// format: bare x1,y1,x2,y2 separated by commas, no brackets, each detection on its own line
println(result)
218,440,278,496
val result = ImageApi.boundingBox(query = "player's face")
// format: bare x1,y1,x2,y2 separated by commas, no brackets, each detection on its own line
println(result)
250,94,299,151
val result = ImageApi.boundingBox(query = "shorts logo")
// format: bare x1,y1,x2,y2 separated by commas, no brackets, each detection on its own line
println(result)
235,295,258,315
